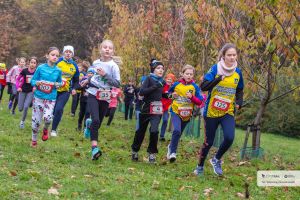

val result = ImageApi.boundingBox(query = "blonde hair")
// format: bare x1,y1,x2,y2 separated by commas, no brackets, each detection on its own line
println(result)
181,64,195,74
19,57,27,63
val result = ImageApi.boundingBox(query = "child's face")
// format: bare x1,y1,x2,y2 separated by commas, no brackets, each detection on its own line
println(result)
19,59,26,67
224,48,237,66
29,59,37,69
182,69,194,82
154,65,164,77
47,50,59,63
64,50,73,60
100,41,114,59
78,65,83,72
87,72,94,77
166,78,173,85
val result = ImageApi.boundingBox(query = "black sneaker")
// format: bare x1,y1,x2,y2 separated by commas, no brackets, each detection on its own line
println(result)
131,151,138,161
148,153,156,163
159,137,166,142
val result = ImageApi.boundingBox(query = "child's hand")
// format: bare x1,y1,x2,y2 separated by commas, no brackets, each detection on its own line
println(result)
80,79,89,87
172,92,178,99
97,68,106,76
186,91,193,98
17,88,22,92
36,81,42,86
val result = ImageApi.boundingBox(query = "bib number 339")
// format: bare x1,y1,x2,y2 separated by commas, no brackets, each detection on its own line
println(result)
96,90,111,101
212,95,231,111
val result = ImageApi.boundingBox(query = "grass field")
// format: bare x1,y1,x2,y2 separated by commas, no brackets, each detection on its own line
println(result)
0,93,299,200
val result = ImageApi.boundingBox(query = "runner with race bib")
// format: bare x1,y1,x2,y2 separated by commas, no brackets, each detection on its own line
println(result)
167,65,203,163
194,43,244,177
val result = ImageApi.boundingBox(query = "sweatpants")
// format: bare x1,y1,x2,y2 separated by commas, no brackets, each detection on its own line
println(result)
169,113,190,153
51,91,70,131
78,100,89,128
131,113,161,154
0,84,5,101
198,114,235,166
71,93,80,114
160,111,169,138
105,107,117,126
31,97,56,141
124,101,134,120
88,94,109,141
18,92,34,121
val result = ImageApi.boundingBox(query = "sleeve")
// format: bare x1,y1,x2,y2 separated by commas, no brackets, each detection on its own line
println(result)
31,66,40,86
6,67,14,83
168,82,179,94
71,62,80,90
103,64,121,88
190,84,203,105
200,65,222,91
139,77,158,95
16,70,25,89
235,69,244,107
56,70,62,85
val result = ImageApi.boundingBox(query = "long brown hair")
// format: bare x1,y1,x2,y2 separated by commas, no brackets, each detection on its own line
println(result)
217,43,237,61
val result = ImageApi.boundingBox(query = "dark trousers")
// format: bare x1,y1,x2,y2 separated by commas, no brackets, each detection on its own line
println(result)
125,101,134,120
12,92,19,112
71,93,80,114
88,95,109,141
0,85,5,101
131,113,161,154
105,107,117,126
52,91,70,131
198,114,235,166
78,100,89,128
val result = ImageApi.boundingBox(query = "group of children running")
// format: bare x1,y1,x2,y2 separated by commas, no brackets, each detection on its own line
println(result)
0,41,244,176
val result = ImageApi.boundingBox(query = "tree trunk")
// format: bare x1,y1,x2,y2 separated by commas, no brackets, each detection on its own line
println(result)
252,98,268,149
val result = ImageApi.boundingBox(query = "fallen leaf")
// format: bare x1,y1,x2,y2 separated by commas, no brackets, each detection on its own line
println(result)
238,161,248,166
74,152,81,157
52,181,62,189
236,192,244,198
152,180,159,189
71,175,76,179
203,188,213,196
128,167,135,171
48,187,59,195
10,171,17,176
179,186,185,191
84,174,93,178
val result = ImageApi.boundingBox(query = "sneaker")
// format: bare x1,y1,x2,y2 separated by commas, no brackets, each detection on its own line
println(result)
19,121,25,129
169,153,176,163
31,141,37,148
194,165,204,176
11,110,15,115
85,118,92,128
50,130,57,137
159,137,166,142
70,113,75,117
76,126,82,132
8,100,12,110
42,129,49,141
210,157,223,176
148,153,156,163
91,147,102,160
166,144,171,160
131,151,138,161
84,127,90,139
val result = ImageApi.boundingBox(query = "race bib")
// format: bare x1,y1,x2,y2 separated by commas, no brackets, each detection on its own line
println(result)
150,101,163,115
0,74,4,80
212,95,231,111
26,75,33,84
37,82,54,94
111,91,118,98
96,90,111,101
178,106,193,118
61,78,67,88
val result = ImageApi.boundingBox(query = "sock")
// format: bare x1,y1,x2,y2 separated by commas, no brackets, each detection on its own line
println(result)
44,122,50,130
32,132,37,142
92,145,97,150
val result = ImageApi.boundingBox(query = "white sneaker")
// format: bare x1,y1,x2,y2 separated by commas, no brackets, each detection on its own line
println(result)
169,153,177,163
166,144,171,159
51,130,57,137
19,121,25,129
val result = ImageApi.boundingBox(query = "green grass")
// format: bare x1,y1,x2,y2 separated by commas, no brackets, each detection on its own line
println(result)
0,94,299,200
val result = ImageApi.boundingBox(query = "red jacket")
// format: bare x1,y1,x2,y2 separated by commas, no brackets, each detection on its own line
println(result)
161,84,172,112
0,69,7,86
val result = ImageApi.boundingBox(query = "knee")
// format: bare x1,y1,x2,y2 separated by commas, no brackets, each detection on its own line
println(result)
223,135,234,145
91,119,100,127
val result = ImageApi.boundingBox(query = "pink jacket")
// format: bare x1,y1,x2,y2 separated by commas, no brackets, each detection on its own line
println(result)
109,88,122,108
6,65,22,84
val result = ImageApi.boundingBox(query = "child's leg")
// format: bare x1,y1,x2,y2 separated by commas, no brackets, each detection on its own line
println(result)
135,110,140,131
78,100,86,128
0,85,4,101
147,115,161,154
169,113,183,154
129,102,134,120
160,111,169,138
12,92,19,112
124,102,129,120
21,92,33,122
43,99,56,129
31,97,43,142
131,114,150,152
51,91,70,131
88,96,101,144
107,107,116,125
18,92,26,112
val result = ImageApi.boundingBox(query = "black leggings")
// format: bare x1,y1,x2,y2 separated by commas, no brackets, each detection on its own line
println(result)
88,94,109,141
105,107,117,126
78,100,90,128
125,102,134,120
71,93,80,114
0,85,5,101
12,92,18,112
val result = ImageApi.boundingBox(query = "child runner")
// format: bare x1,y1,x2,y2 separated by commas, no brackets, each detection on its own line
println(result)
123,79,135,120
30,47,62,147
0,63,8,105
51,45,80,137
159,73,176,141
16,57,38,128
131,59,165,163
194,43,244,176
83,40,121,160
6,57,26,114
134,76,147,131
105,87,122,126
166,65,203,162
71,61,85,117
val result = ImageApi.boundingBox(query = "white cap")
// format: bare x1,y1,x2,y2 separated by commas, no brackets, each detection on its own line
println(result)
63,45,74,55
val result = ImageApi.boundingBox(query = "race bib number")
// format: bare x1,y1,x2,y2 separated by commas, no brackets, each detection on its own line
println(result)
0,74,4,80
61,78,67,88
37,82,54,94
212,95,231,111
150,101,163,115
26,75,33,84
96,90,111,101
178,107,193,118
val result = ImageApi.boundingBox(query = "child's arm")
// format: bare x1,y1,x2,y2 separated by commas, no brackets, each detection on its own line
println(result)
200,65,222,91
140,77,162,95
31,67,40,86
16,71,25,91
188,84,203,106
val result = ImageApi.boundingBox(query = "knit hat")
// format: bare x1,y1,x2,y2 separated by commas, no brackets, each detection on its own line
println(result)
165,73,176,83
149,58,164,73
87,68,96,74
0,63,6,70
63,45,74,56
